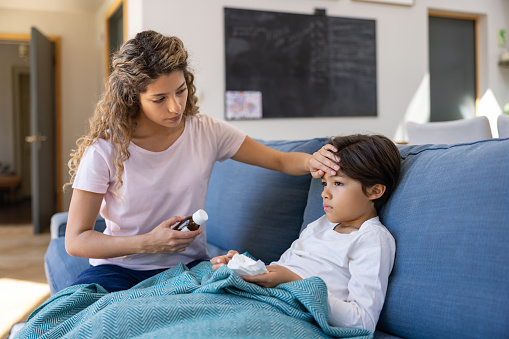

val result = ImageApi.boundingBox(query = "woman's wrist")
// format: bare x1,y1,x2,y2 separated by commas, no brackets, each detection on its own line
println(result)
136,233,151,254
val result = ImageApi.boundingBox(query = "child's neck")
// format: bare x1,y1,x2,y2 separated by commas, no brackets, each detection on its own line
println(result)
333,212,377,234
333,223,363,234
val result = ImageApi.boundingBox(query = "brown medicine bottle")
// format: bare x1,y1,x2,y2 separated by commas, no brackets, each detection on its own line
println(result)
172,209,208,231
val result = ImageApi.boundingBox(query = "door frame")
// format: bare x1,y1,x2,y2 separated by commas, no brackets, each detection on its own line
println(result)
428,10,480,115
0,32,62,211
105,0,128,76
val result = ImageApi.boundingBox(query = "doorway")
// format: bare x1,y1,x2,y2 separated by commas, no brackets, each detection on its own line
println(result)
0,32,61,233
0,38,31,203
0,38,32,226
13,66,31,198
429,13,478,122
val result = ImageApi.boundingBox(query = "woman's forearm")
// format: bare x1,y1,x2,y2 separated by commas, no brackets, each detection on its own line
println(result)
277,152,313,176
65,229,147,259
232,136,339,177
231,136,312,176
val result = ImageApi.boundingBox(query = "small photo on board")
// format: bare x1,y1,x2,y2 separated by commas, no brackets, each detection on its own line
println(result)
225,91,262,120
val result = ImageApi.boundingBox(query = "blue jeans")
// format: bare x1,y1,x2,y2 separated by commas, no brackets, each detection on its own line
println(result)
72,260,203,292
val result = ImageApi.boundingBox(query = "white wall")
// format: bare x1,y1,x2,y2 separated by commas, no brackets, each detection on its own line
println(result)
129,0,509,141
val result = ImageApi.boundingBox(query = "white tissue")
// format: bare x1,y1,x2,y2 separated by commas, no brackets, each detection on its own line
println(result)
227,253,269,276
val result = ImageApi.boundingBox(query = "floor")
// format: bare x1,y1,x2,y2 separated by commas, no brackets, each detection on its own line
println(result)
0,199,50,339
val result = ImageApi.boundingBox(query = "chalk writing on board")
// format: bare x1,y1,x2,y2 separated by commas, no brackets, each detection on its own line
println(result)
224,7,377,118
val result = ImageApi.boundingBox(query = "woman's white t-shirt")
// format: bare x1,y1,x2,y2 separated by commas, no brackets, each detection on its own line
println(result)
73,114,246,270
273,215,396,333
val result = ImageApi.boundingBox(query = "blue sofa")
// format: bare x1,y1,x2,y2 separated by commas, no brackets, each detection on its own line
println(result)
45,137,509,338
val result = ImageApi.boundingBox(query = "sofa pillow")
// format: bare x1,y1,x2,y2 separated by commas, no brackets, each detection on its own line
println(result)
205,138,326,263
377,138,509,338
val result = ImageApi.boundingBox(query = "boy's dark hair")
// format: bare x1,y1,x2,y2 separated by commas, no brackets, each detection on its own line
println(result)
329,134,401,211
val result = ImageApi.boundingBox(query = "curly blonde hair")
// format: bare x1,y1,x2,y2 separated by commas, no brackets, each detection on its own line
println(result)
67,31,199,195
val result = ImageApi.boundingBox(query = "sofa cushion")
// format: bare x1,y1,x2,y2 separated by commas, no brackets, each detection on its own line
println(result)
376,138,509,338
205,138,326,263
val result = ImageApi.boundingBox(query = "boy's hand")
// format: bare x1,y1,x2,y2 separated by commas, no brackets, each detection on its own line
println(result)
309,144,340,178
211,250,238,271
241,265,302,288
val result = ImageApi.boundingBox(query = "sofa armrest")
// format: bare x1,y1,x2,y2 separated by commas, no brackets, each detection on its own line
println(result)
45,238,90,295
50,212,106,239
50,212,71,239
46,211,106,294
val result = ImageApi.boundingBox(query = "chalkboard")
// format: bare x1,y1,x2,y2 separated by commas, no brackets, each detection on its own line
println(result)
224,7,377,119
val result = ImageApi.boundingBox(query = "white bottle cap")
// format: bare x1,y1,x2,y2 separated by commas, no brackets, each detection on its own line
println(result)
192,209,208,225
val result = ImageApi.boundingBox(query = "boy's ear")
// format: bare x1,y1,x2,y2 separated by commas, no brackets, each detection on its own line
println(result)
367,184,386,200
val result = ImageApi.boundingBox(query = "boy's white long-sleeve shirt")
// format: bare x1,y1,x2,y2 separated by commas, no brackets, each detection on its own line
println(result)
272,215,395,333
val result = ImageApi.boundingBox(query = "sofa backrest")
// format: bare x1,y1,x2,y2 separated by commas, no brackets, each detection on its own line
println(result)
376,138,509,338
205,138,326,263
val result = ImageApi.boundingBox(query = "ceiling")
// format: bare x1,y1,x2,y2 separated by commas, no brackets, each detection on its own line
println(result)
0,0,105,13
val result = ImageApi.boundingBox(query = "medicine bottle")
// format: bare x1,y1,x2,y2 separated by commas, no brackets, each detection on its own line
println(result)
172,209,208,231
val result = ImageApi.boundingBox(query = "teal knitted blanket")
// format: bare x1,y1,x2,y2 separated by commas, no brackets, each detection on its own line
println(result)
16,261,372,338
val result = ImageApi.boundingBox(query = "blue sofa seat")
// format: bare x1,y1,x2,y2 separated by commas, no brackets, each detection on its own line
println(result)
45,137,509,338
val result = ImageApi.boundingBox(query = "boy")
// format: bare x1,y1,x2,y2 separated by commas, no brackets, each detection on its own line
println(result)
211,134,401,333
